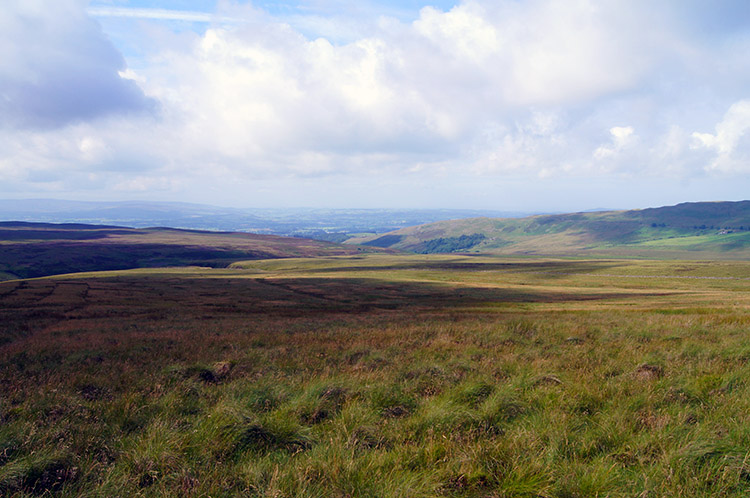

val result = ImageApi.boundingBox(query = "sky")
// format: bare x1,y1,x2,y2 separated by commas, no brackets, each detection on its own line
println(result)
2,1,750,212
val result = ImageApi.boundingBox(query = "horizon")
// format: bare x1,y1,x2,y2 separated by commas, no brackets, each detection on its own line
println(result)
3,1,750,212
3,197,749,217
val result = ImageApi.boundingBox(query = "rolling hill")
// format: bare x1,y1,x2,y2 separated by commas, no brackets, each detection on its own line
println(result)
0,222,377,280
351,201,750,258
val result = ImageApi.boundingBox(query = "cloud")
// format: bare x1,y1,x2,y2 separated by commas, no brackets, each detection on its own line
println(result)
2,0,750,207
692,100,750,173
0,0,154,129
594,126,635,160
125,0,673,173
411,1,664,107
87,7,241,24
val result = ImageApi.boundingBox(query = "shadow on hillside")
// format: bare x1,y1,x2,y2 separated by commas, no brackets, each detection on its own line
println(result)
299,259,623,277
0,274,667,341
252,276,649,311
0,243,276,279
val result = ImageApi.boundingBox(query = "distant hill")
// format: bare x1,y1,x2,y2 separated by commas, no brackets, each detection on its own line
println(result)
350,201,750,259
0,223,378,280
0,199,527,240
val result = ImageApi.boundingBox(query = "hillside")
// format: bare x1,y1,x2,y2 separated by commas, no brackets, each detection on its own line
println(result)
352,201,750,258
0,222,375,280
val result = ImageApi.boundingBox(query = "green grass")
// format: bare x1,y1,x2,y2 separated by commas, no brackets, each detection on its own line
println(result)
2,254,750,496
352,201,750,259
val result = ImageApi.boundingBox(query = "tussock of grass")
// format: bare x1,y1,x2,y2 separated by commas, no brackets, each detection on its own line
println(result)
0,450,78,496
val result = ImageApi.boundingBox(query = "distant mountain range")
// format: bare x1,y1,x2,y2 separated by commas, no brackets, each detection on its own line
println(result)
0,199,527,241
351,201,750,259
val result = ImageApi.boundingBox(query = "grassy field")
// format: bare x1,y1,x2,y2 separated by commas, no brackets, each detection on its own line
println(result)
3,254,750,496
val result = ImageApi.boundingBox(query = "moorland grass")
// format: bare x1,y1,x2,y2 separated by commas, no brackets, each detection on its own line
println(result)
2,256,750,496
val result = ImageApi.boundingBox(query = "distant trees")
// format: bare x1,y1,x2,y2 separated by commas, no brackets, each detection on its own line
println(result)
416,234,486,254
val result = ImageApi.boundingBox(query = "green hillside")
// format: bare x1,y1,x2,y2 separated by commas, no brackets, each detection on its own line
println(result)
352,201,750,258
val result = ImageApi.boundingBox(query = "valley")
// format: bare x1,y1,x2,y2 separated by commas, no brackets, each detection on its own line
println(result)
3,202,750,496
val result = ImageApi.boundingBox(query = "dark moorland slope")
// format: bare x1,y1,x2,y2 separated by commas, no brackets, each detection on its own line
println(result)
0,222,376,280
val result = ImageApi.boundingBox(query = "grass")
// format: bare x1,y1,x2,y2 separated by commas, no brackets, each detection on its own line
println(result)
2,254,750,496
352,201,750,259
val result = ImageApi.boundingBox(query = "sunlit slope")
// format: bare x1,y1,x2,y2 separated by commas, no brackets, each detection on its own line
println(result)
352,201,750,258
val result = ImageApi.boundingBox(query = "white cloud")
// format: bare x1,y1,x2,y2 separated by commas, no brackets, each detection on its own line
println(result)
2,0,750,207
87,7,240,24
691,100,750,173
78,136,109,162
414,4,500,64
594,126,635,160
469,114,569,176
125,0,671,176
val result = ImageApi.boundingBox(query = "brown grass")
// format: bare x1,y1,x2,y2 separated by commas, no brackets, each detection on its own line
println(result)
2,257,750,496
